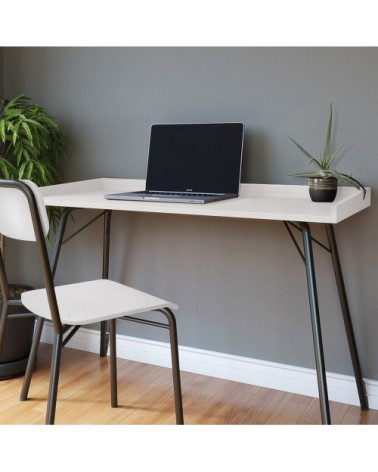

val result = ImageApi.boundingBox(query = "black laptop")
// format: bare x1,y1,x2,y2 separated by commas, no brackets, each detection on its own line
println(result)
105,122,244,204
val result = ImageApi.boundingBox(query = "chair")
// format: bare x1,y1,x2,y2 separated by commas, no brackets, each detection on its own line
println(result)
0,179,184,425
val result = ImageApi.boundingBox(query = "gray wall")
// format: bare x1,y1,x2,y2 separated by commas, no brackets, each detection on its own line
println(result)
3,47,378,379
0,48,3,98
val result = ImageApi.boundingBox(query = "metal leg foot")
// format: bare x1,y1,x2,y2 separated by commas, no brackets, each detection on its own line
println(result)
45,333,63,425
159,308,184,425
109,319,118,408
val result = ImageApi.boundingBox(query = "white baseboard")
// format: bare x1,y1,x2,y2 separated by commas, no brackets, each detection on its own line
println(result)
41,324,378,410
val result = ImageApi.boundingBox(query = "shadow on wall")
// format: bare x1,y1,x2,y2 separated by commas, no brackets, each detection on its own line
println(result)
241,129,273,184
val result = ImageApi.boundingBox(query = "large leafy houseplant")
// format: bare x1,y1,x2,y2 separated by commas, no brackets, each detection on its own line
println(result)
0,94,68,377
0,94,68,255
289,104,366,201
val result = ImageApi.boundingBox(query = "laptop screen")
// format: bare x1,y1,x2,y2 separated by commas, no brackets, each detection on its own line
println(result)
146,123,244,194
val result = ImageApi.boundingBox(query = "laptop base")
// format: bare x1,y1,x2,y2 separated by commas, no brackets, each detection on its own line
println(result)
104,191,238,204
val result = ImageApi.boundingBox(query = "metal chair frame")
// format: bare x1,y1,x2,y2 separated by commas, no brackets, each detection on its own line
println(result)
0,180,183,425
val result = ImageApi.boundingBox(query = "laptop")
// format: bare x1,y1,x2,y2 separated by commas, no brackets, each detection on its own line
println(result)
105,122,244,204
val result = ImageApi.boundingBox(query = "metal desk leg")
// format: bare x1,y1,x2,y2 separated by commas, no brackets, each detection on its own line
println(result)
300,222,331,425
52,208,113,357
50,208,75,277
100,210,112,357
325,224,369,410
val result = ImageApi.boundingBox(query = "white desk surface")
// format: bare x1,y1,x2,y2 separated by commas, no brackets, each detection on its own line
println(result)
41,178,371,224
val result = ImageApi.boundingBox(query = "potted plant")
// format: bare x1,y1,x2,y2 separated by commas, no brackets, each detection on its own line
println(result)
0,94,68,378
289,104,366,202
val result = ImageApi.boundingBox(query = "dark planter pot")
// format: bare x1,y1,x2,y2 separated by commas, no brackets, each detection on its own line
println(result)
308,177,338,202
0,284,35,380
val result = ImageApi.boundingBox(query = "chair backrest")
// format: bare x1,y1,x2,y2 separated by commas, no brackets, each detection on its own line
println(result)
0,179,62,333
0,180,49,241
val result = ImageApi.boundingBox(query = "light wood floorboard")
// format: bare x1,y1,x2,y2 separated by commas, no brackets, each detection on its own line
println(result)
1,343,377,425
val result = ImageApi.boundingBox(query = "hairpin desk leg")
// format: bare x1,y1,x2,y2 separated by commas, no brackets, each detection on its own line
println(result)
300,222,331,425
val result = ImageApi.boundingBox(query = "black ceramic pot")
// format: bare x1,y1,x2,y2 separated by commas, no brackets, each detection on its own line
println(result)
308,177,338,202
0,284,35,379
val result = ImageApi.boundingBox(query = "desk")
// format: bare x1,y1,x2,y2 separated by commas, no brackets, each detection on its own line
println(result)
42,178,371,424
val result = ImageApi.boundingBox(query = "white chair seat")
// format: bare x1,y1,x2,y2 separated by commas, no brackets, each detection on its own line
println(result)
22,279,178,325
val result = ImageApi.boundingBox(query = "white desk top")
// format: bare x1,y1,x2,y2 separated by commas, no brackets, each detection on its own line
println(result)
41,178,371,224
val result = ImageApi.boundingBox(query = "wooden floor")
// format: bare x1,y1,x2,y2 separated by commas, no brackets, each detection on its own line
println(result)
0,343,377,425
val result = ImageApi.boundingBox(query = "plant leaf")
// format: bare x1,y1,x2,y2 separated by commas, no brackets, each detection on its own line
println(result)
6,94,29,108
12,123,20,145
0,119,5,142
21,122,33,143
0,157,18,179
327,142,346,169
330,169,366,197
18,161,27,179
22,147,31,162
4,109,23,118
33,160,47,183
288,137,314,161
0,159,10,178
25,160,34,180
321,103,333,165
290,171,323,179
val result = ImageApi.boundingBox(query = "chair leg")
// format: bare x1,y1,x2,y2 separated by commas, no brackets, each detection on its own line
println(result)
159,308,184,425
20,317,44,401
109,318,118,408
0,301,9,357
45,332,63,425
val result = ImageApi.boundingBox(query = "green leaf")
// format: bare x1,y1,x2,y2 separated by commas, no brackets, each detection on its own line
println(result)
322,103,333,165
34,160,47,182
0,157,18,179
43,116,59,129
0,159,10,179
12,129,18,146
4,109,23,118
24,160,34,180
24,118,45,129
18,161,27,179
290,171,324,179
6,94,29,108
16,147,23,166
0,119,5,142
22,147,31,162
288,137,314,161
327,142,346,169
21,122,33,143
330,169,366,197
